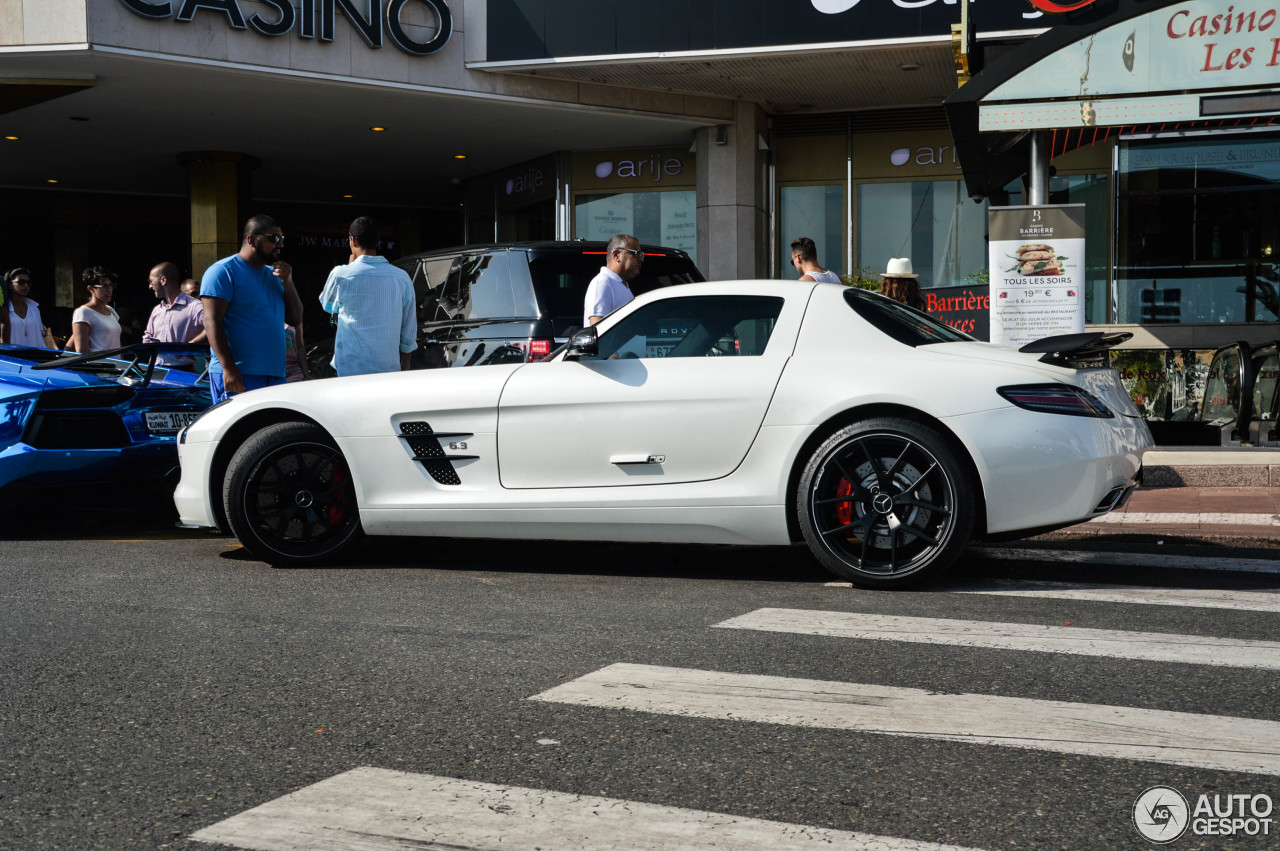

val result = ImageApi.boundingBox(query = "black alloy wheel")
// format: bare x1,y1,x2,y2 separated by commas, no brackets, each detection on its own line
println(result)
223,422,363,565
797,417,975,589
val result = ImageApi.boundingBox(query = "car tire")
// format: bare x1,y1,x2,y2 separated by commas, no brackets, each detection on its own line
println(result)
223,421,363,566
796,417,975,589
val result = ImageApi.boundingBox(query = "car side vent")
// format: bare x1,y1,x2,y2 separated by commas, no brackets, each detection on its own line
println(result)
35,386,136,409
397,421,477,486
26,412,131,449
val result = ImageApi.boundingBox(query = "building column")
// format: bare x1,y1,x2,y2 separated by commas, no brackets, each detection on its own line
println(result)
50,194,89,309
696,102,769,280
178,151,258,278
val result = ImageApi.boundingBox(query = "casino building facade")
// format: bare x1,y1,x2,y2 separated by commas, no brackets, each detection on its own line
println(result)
2,0,1277,434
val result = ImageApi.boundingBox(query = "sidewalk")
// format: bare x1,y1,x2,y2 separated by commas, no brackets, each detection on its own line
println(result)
1142,447,1280,488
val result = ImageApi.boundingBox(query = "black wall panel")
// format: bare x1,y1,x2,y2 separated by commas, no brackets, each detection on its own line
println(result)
487,0,1045,61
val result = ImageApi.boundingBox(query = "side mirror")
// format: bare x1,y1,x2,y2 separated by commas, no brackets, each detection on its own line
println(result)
564,326,599,361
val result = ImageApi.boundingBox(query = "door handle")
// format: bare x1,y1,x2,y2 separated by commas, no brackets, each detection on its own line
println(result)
610,454,666,465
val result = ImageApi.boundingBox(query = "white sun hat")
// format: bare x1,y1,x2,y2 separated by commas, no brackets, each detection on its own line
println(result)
881,257,918,278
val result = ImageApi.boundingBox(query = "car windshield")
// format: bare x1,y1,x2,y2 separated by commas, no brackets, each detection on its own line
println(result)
1,346,183,383
528,250,703,321
843,288,973,346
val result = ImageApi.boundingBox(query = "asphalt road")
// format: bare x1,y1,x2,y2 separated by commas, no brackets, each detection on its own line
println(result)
2,520,1278,850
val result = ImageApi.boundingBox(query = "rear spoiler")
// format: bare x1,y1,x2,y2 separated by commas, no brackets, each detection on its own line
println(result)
1019,332,1132,369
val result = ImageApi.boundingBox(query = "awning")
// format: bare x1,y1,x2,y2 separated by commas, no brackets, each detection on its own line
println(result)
944,0,1280,200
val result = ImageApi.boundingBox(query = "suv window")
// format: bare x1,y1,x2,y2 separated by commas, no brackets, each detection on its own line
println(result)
597,295,784,359
439,252,517,322
414,256,455,324
528,250,703,321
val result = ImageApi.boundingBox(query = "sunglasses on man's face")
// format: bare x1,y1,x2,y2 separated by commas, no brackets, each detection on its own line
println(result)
615,247,644,259
13,279,30,286
255,233,285,245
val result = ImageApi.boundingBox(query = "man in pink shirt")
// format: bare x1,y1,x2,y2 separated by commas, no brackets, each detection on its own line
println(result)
143,261,206,369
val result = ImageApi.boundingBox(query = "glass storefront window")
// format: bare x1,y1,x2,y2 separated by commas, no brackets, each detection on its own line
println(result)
1117,134,1280,325
857,180,987,289
779,185,842,279
1004,173,1110,325
574,191,697,263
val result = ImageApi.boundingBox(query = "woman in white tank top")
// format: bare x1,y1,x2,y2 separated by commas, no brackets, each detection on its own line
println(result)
69,266,122,353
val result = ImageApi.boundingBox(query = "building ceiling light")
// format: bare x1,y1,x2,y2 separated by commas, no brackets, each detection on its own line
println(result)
370,126,386,132
453,154,466,159
899,63,921,72
46,179,58,184
4,136,18,141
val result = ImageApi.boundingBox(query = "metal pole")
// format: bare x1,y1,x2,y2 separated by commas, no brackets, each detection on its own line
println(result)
846,112,854,278
1028,130,1050,206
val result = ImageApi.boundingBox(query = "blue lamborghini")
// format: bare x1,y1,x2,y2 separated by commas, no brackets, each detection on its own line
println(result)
0,343,212,508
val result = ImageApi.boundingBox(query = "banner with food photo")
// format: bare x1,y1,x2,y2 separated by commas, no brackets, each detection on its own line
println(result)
988,204,1086,347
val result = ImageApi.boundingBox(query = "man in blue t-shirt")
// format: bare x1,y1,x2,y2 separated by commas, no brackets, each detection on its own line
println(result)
201,214,305,403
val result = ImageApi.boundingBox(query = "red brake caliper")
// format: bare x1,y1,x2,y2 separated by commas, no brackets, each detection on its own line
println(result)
327,465,347,526
836,478,853,526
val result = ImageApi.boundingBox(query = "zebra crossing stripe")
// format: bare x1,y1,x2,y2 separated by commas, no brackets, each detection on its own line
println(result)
713,608,1280,670
942,578,1280,613
530,663,1280,776
190,766,985,851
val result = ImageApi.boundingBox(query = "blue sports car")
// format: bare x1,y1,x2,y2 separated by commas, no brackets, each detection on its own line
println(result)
0,343,212,508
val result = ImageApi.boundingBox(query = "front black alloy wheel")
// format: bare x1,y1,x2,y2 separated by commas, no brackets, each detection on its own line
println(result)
797,417,975,589
223,422,362,565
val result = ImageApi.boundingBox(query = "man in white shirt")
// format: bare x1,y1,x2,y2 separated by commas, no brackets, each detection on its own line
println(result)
583,233,643,326
320,216,418,377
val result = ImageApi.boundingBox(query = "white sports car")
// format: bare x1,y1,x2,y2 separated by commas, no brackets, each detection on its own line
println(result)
174,281,1151,588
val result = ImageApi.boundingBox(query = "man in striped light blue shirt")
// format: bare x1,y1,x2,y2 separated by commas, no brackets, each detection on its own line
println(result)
320,217,418,377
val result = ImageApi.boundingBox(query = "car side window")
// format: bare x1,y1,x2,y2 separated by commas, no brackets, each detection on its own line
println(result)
596,296,784,360
444,252,517,322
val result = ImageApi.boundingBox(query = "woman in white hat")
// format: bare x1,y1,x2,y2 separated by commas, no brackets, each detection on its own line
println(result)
880,257,925,310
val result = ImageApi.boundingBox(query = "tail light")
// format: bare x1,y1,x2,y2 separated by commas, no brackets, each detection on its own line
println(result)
997,384,1113,418
528,338,554,360
580,251,666,257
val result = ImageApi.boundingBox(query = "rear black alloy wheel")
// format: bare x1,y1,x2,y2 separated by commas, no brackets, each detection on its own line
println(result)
223,422,362,565
797,418,974,589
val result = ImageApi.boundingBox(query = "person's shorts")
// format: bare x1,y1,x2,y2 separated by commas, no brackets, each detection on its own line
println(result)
209,372,286,404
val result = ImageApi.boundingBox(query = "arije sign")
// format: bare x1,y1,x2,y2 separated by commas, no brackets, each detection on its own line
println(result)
117,0,453,56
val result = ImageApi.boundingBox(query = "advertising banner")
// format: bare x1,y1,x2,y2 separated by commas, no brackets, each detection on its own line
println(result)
577,195,636,242
923,284,990,340
988,204,1087,347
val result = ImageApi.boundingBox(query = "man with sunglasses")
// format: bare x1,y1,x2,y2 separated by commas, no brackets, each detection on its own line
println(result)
200,214,304,403
583,233,644,326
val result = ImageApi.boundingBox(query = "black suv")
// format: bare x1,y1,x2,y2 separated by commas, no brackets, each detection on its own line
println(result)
308,241,703,375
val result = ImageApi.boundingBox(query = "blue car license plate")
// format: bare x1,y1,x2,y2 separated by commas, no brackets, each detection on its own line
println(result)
145,411,201,434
